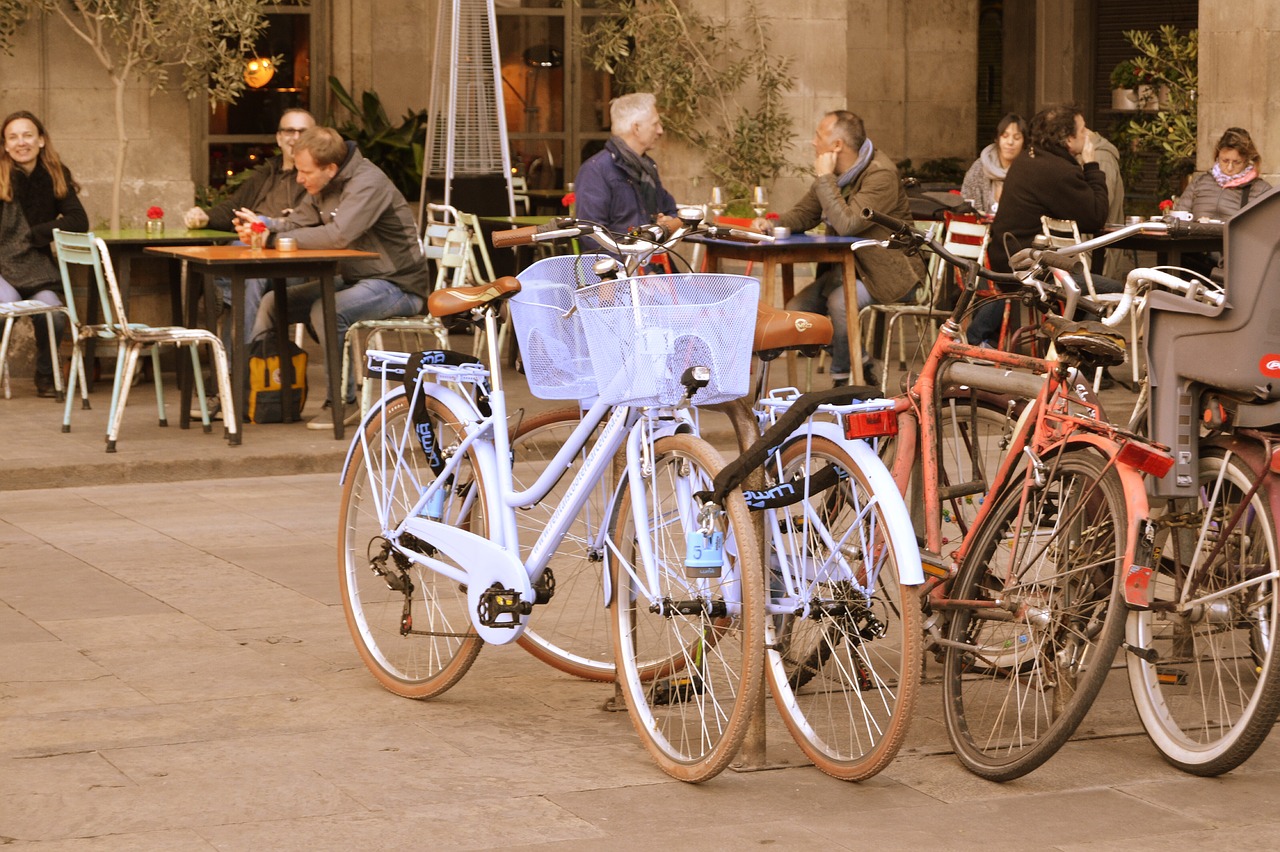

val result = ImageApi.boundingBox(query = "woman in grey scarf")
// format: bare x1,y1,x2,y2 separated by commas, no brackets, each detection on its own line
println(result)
961,114,1028,218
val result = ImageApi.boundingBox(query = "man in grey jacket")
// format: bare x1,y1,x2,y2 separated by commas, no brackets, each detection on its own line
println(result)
756,110,924,385
236,127,427,429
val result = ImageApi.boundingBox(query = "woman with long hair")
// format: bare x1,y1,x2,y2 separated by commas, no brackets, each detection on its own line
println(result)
0,110,88,398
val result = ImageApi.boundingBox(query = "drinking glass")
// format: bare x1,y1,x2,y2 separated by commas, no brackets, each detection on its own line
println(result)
751,185,768,219
709,185,726,222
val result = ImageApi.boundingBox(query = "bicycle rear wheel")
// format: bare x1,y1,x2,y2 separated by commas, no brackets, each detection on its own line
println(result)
511,406,615,681
1128,449,1280,775
609,433,763,782
942,450,1128,780
338,392,483,698
767,435,923,780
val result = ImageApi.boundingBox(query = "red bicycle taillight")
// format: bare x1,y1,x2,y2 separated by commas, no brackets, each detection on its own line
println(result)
844,409,898,440
1117,440,1174,478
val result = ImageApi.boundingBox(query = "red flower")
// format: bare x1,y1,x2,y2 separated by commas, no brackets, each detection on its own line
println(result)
765,212,779,220
250,221,267,234
146,206,164,220
561,192,576,207
1158,199,1174,212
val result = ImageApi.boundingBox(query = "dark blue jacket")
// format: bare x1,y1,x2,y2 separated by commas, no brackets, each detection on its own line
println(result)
574,144,677,239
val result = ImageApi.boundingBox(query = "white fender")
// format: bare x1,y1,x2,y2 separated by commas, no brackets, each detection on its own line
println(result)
795,421,925,585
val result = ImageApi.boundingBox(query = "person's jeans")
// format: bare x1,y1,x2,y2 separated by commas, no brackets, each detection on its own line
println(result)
250,276,423,402
784,266,872,377
966,269,1124,346
214,275,273,355
0,275,66,381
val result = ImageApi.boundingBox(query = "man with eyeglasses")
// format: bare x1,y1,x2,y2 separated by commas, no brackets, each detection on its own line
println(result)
184,108,316,232
182,109,316,412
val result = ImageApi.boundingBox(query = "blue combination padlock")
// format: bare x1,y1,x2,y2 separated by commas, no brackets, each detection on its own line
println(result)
424,487,446,521
684,530,724,578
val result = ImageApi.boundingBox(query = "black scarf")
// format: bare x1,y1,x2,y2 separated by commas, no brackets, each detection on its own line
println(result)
606,136,662,218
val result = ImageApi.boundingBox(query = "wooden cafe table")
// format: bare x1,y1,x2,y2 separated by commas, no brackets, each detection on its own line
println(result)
144,244,378,441
684,232,867,385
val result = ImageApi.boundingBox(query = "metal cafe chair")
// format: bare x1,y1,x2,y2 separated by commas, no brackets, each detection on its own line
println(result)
0,296,71,400
53,229,238,453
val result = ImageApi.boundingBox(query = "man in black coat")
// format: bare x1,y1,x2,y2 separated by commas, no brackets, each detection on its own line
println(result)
970,104,1112,346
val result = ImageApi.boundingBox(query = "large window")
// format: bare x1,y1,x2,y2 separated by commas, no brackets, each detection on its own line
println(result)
203,2,319,188
496,1,614,190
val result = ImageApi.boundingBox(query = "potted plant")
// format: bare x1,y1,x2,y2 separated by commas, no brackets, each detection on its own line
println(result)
1110,59,1156,111
1110,27,1198,210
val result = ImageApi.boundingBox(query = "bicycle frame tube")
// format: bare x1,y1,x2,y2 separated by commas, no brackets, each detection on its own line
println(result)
505,398,613,510
519,403,636,583
890,324,1052,554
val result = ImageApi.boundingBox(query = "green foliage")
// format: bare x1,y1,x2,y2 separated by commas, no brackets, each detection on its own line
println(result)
6,0,273,228
328,75,427,199
22,1,272,104
1111,26,1198,200
0,0,30,53
581,0,796,201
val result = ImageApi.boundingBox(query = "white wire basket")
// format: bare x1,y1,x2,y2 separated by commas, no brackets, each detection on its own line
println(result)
573,273,760,407
508,254,609,400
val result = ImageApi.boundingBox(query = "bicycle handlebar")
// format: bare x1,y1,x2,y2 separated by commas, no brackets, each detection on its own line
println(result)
1168,219,1226,239
488,214,774,271
490,220,586,248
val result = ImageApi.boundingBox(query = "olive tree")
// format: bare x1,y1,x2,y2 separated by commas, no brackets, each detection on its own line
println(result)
3,1,271,229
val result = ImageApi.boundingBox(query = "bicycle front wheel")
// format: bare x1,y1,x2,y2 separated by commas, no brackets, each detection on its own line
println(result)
767,435,923,780
511,406,615,681
609,433,764,783
1129,449,1280,775
943,450,1128,780
338,392,484,699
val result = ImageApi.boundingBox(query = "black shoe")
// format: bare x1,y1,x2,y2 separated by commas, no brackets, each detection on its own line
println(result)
35,375,57,398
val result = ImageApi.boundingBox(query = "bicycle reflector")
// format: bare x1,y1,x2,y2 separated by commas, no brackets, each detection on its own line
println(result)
844,408,898,440
1269,446,1280,475
1117,440,1175,478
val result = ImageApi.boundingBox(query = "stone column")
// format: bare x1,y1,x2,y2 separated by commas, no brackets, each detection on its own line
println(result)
846,0,979,165
1034,0,1092,110
1198,1,1280,176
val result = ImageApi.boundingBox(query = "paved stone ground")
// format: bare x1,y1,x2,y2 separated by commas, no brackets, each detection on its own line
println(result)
3,329,1280,848
3,471,1280,849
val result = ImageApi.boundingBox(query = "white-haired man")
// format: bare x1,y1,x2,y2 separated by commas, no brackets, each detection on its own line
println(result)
574,92,680,243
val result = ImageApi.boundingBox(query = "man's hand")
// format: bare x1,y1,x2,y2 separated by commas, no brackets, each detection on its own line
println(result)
183,206,209,229
656,213,682,236
232,208,264,243
1080,130,1097,165
814,150,838,177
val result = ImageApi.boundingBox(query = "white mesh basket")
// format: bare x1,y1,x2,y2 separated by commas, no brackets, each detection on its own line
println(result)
508,254,609,400
573,273,760,407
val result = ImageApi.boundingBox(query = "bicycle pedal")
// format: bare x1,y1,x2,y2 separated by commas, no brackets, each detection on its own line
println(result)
650,672,705,705
476,583,532,628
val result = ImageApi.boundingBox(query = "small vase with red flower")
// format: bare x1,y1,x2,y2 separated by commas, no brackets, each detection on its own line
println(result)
145,206,164,236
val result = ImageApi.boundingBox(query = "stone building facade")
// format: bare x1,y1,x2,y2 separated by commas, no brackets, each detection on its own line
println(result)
0,0,1271,374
